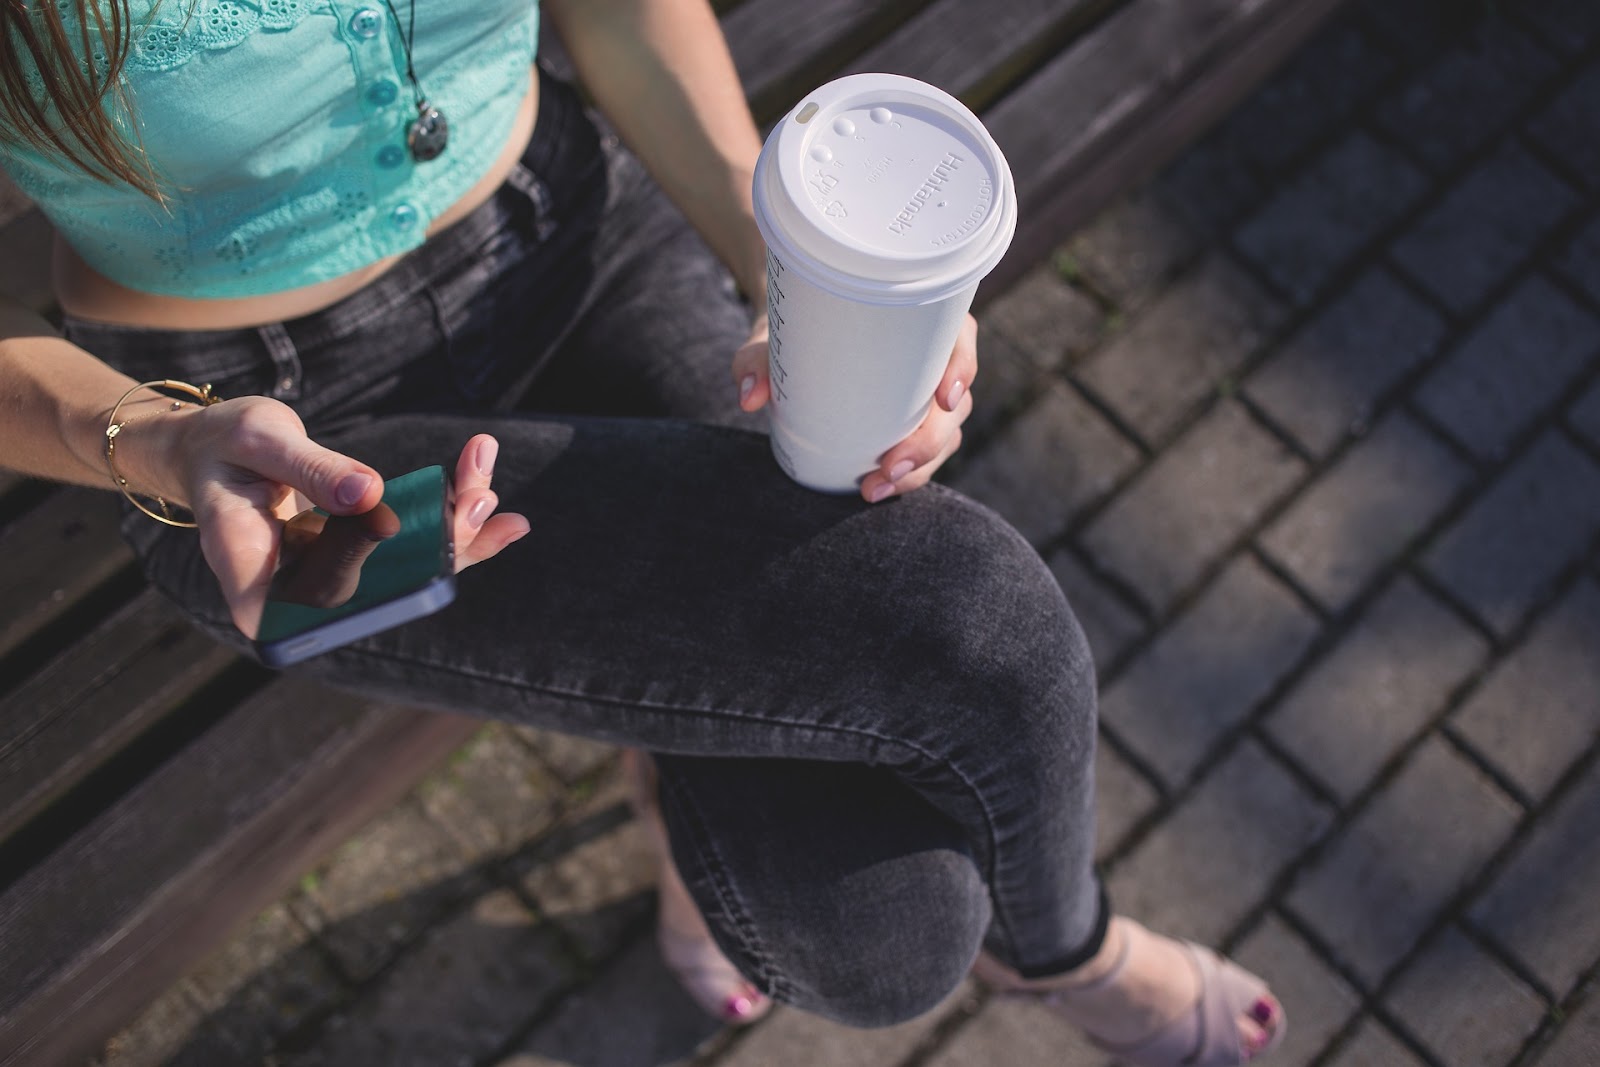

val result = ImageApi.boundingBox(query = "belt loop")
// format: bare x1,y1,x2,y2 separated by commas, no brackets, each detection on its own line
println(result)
257,323,303,401
506,164,558,241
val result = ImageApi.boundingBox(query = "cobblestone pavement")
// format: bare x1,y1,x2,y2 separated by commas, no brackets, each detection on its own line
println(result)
97,1,1600,1064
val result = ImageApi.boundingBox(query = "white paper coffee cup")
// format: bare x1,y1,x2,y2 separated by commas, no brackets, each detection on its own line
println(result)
752,73,1017,492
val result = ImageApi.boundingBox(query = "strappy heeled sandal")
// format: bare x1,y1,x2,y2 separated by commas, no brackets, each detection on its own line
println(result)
620,749,773,1026
975,920,1285,1066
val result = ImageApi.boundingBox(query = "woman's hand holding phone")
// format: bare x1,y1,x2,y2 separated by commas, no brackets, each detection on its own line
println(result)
126,394,529,639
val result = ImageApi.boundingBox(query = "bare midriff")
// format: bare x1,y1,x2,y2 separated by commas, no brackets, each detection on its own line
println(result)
53,73,540,332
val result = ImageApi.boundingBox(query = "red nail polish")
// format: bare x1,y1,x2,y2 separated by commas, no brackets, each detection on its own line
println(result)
1251,998,1274,1024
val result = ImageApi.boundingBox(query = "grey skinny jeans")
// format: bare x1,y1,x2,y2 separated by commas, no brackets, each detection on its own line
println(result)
63,67,1107,1026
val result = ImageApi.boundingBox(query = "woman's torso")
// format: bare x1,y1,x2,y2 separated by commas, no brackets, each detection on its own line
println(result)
4,0,542,330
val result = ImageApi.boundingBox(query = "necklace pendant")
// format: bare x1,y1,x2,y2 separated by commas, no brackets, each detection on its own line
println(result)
407,101,449,162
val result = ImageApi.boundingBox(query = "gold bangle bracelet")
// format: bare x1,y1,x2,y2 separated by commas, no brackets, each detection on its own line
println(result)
104,379,221,529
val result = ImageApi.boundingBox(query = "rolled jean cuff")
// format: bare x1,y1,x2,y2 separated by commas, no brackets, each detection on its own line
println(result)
1008,881,1112,981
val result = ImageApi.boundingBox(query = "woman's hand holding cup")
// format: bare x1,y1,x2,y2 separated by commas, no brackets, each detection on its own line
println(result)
731,312,978,504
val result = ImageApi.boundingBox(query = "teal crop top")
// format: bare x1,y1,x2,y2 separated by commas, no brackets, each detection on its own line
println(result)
0,0,539,298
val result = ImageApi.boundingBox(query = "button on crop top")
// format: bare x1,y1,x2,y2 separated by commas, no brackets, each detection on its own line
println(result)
0,0,539,298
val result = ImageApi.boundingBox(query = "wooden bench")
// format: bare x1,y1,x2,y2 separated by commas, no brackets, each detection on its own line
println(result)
0,0,1350,1062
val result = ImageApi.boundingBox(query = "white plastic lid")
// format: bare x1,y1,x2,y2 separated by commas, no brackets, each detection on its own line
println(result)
753,73,1018,305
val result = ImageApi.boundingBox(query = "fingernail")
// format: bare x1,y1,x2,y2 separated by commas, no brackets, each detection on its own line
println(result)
476,437,498,477
467,497,492,528
336,473,372,507
1251,998,1274,1024
739,375,756,402
947,379,965,407
868,482,894,503
724,988,767,1020
888,459,915,482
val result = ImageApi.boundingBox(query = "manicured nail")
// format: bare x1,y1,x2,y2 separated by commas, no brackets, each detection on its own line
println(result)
947,379,965,407
888,459,915,482
724,988,767,1020
868,482,894,503
1250,998,1274,1024
476,437,498,477
739,375,757,403
467,497,493,528
336,473,372,507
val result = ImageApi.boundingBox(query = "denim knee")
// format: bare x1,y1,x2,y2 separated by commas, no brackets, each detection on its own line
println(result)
866,485,1099,758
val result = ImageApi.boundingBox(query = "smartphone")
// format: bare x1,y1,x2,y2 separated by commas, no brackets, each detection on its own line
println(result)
255,465,456,668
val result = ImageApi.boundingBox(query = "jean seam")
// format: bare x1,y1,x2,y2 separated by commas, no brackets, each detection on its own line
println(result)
328,639,1023,960
658,769,787,998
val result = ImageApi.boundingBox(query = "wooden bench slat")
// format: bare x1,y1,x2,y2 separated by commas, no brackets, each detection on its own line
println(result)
0,588,241,845
724,0,938,121
977,0,1346,301
0,676,480,1067
844,0,1111,109
0,488,135,666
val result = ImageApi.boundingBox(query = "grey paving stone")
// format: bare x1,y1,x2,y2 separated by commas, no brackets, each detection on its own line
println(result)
1219,20,1396,177
982,263,1105,368
716,982,971,1067
1154,128,1266,240
1324,1017,1428,1067
957,324,1048,450
1045,547,1146,670
517,778,658,966
1261,413,1474,610
1108,741,1332,947
512,726,616,787
1422,432,1600,636
1376,26,1560,173
1245,268,1448,457
1529,988,1600,1066
1082,402,1308,614
494,937,720,1067
1237,131,1429,305
287,798,488,983
1558,215,1600,306
1452,580,1600,800
1078,256,1288,443
1415,277,1599,461
1572,377,1600,449
1287,737,1522,986
284,889,574,1067
950,382,1140,547
1472,759,1600,997
416,722,564,859
1093,740,1159,861
1530,62,1600,191
182,903,345,1058
1385,925,1547,1067
1267,578,1489,802
1232,915,1363,1067
1099,558,1320,788
1392,142,1580,313
99,982,211,1067
1519,0,1600,54
1357,0,1487,65
923,994,1110,1067
1066,191,1201,309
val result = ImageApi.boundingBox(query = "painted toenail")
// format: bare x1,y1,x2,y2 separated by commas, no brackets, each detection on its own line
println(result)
1251,998,1274,1024
724,989,766,1020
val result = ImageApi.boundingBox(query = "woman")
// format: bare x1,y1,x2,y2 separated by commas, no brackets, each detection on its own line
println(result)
0,0,1284,1062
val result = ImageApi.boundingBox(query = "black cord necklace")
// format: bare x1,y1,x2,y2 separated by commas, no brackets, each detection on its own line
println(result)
381,0,449,162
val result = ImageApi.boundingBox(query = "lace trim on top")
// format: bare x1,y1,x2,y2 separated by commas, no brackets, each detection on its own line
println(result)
129,0,323,72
